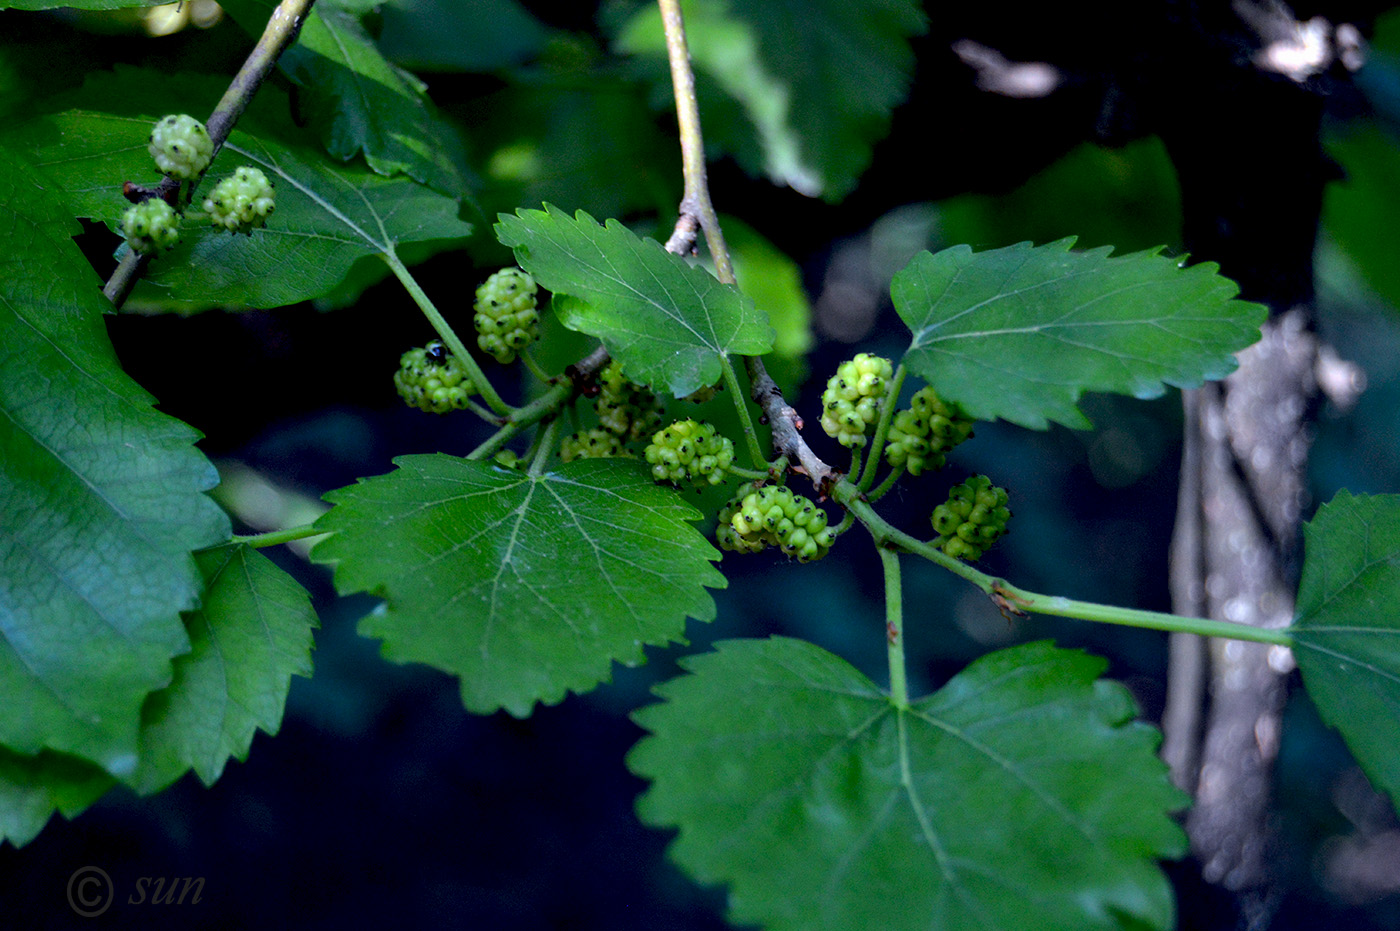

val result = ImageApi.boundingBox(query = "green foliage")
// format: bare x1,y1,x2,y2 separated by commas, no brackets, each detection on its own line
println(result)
8,72,472,308
131,544,318,794
375,0,553,72
631,637,1186,931
312,456,726,716
0,0,159,8
893,239,1267,430
220,0,473,196
0,544,316,843
1293,491,1400,809
0,148,229,774
6,3,1400,928
0,750,113,850
496,204,773,396
1324,126,1400,312
620,0,926,199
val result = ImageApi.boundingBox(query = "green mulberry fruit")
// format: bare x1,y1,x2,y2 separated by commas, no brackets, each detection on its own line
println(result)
204,166,275,233
931,475,1011,561
561,427,629,461
394,340,477,413
645,420,735,486
474,267,539,364
885,385,976,476
595,361,663,440
148,114,213,180
715,482,837,562
820,353,894,448
122,198,181,254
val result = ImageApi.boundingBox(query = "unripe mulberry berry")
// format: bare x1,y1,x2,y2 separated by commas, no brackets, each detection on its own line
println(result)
204,166,275,233
122,198,181,253
561,427,629,461
595,361,663,440
394,340,477,413
885,385,976,476
148,114,213,180
931,475,1011,561
645,420,735,486
820,353,894,448
474,268,539,364
715,483,837,562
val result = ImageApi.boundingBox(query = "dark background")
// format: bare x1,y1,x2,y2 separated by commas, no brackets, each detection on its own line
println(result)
3,0,1400,927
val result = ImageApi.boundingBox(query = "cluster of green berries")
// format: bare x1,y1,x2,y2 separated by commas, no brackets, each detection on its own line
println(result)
204,166,276,233
931,475,1011,561
474,268,540,364
148,114,213,180
644,420,734,486
595,361,664,441
561,428,630,462
885,385,976,476
716,483,837,562
124,115,280,254
820,353,894,448
122,199,181,254
394,340,478,413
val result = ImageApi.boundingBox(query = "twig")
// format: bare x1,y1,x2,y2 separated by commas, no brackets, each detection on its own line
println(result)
656,0,838,493
103,0,317,308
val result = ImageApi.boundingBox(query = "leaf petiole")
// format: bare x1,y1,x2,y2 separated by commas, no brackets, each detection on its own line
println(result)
230,524,325,549
858,364,905,493
721,355,766,468
832,479,1295,647
382,247,513,416
879,547,909,709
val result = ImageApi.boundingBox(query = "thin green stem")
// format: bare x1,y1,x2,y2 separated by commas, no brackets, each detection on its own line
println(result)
231,524,324,548
858,364,905,493
879,547,910,709
720,356,765,467
467,380,574,461
866,464,905,504
725,464,770,481
521,351,553,384
382,249,512,416
529,417,560,476
463,397,497,423
994,584,1295,645
847,445,865,487
832,479,1295,648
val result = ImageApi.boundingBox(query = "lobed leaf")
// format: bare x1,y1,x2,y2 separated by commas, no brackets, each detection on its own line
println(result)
0,147,230,774
631,637,1186,931
130,544,318,795
496,205,773,397
312,456,726,716
893,239,1266,430
1292,491,1400,809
